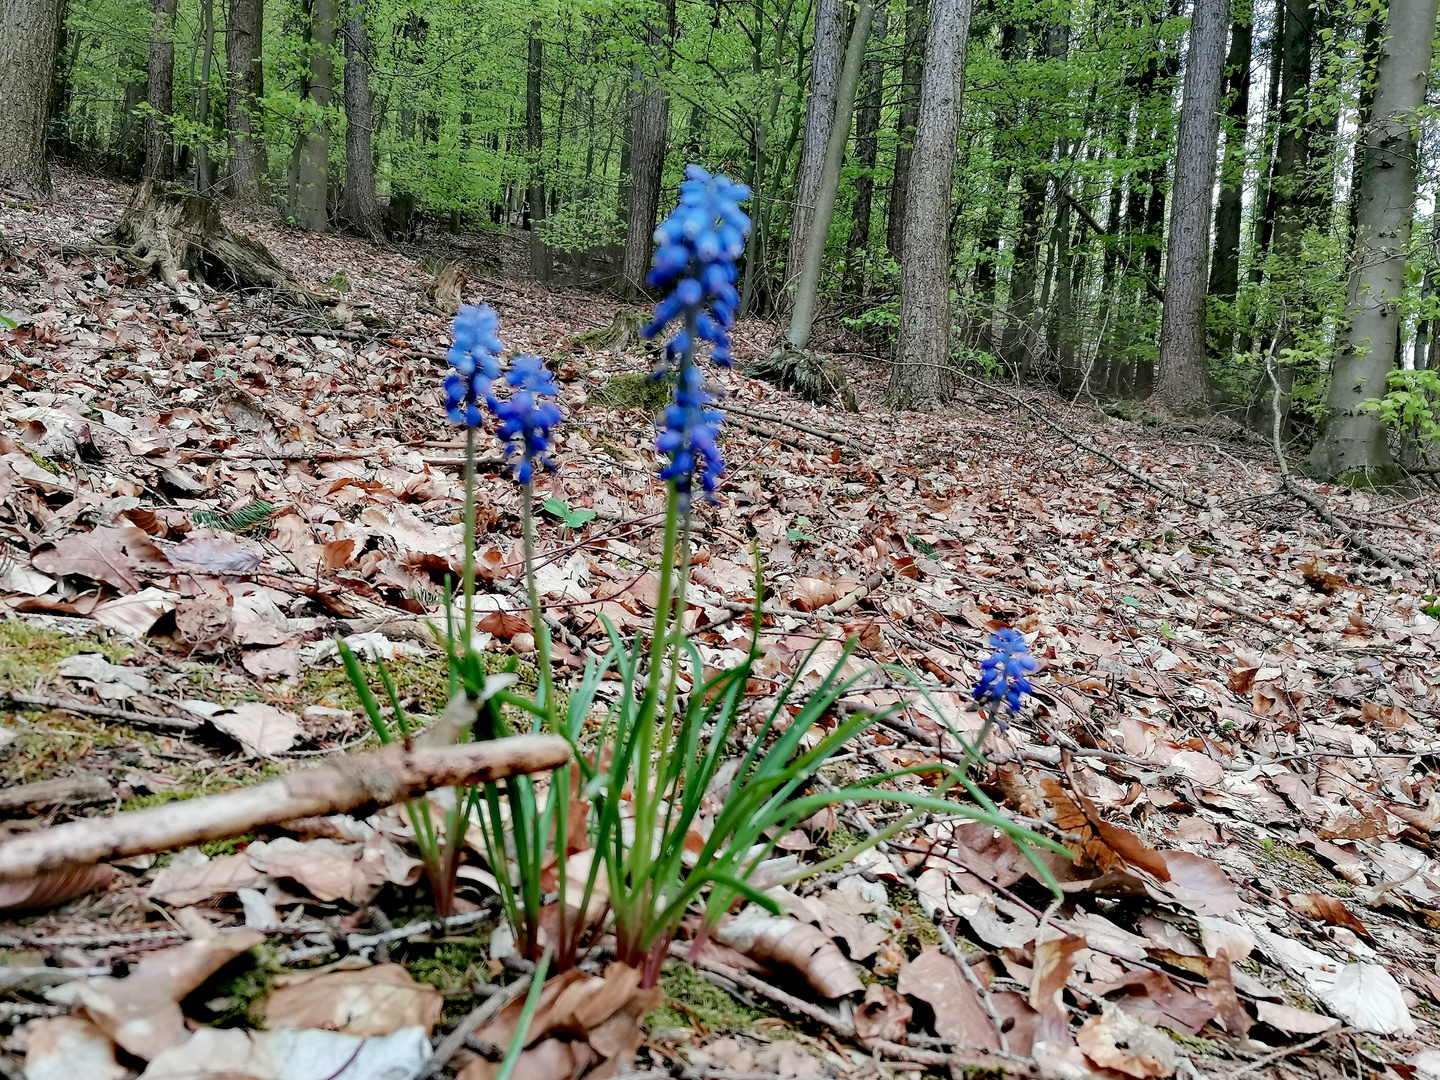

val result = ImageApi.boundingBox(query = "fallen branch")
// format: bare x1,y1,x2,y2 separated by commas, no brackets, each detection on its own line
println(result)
0,774,114,813
0,691,201,732
715,402,860,450
0,735,570,882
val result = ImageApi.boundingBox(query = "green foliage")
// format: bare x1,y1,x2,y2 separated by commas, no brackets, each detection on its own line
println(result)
191,499,278,532
1360,369,1440,443
592,373,671,411
543,497,597,529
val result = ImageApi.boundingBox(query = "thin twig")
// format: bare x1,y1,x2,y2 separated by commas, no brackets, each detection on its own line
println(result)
419,974,533,1079
1225,1026,1347,1078
0,691,201,731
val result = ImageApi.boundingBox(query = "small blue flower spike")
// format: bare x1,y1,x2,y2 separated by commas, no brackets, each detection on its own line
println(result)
489,355,562,483
445,304,505,428
656,364,725,511
974,628,1038,715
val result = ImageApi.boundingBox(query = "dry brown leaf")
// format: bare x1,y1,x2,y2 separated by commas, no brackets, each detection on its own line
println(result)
790,576,839,611
209,702,302,756
31,525,168,591
1029,933,1087,1044
457,1037,595,1080
1151,851,1241,916
1287,891,1371,937
1076,1005,1177,1078
0,864,112,913
169,535,264,573
21,1016,127,1080
1198,950,1252,1036
714,913,863,998
244,837,378,903
855,982,913,1042
1255,999,1342,1035
262,963,443,1036
148,852,269,906
1088,967,1216,1035
896,945,999,1048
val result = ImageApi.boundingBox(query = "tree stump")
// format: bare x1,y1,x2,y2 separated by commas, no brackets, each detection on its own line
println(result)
424,260,468,315
747,345,858,412
105,180,322,301
571,309,648,352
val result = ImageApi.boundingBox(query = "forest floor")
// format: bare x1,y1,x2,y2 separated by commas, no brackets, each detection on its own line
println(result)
0,167,1438,1080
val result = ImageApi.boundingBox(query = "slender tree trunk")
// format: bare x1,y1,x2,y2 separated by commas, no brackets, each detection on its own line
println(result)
1154,0,1228,413
340,0,381,239
886,0,926,260
843,2,887,294
527,23,550,282
889,0,973,409
1309,0,1439,482
0,0,66,194
226,0,264,200
783,0,846,302
787,0,875,349
1269,0,1312,259
144,0,179,181
1208,0,1252,306
620,0,674,297
972,164,1011,350
294,0,334,230
1346,12,1384,244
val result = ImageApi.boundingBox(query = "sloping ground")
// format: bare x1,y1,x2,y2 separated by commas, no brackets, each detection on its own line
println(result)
0,168,1437,1079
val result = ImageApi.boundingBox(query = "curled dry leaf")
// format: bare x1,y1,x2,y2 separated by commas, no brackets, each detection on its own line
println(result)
896,945,999,1049
854,983,913,1042
1076,1006,1177,1079
22,1016,127,1080
209,701,302,756
261,963,444,1036
714,913,863,998
789,576,838,612
1287,891,1371,938
0,863,112,913
1198,950,1252,1036
138,1024,432,1080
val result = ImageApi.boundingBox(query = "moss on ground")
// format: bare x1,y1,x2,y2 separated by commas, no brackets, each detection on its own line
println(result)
0,619,130,688
648,960,768,1033
193,944,278,1027
592,373,670,412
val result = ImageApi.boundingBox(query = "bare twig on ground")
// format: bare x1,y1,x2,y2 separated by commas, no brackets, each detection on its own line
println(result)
716,402,860,450
1226,1026,1347,1078
0,774,114,812
422,973,533,1079
671,942,856,1037
0,691,202,732
0,735,570,882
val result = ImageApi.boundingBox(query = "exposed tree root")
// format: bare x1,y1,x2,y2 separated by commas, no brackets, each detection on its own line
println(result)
572,309,648,352
747,344,859,411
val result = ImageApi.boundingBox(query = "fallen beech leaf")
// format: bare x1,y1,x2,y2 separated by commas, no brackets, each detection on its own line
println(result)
1029,934,1087,1034
1150,851,1241,916
168,535,264,573
262,964,443,1036
1077,1005,1177,1078
91,587,177,636
715,913,863,998
855,982,913,1042
1089,967,1216,1035
32,526,167,591
21,1016,127,1080
0,864,112,913
790,576,839,612
139,1024,431,1080
56,652,152,700
148,852,269,906
1287,891,1370,937
209,701,302,756
457,1037,595,1080
897,945,998,1048
1254,1000,1341,1035
245,837,380,903
323,537,356,569
1199,950,1251,1036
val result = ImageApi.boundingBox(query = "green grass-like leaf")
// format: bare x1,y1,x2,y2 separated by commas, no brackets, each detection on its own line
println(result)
191,499,278,532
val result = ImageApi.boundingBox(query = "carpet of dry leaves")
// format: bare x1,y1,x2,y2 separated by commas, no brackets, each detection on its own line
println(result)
1,168,1439,1080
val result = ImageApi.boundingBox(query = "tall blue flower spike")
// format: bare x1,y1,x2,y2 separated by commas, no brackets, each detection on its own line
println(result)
643,165,751,508
445,304,505,428
973,628,1038,716
489,355,563,484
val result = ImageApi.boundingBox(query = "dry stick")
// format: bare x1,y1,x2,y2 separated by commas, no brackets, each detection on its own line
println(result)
0,734,571,882
669,942,856,1037
0,690,202,732
279,909,493,965
950,370,1208,510
714,401,861,450
417,973,534,1080
1225,1025,1348,1079
0,774,114,812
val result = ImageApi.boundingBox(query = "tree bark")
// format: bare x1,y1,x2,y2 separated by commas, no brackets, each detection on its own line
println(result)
0,0,66,194
886,0,927,260
1154,0,1228,414
783,0,846,302
144,0,179,181
225,0,264,200
787,0,875,349
527,23,550,282
889,0,973,409
1207,0,1252,305
843,2,887,294
194,0,216,191
294,0,334,231
620,0,674,297
340,0,382,239
1309,0,1439,482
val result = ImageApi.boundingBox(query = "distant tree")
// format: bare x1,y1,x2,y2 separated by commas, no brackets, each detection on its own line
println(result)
143,0,179,181
294,0,335,231
783,0,845,303
341,0,382,238
0,0,66,194
621,0,675,296
225,0,265,201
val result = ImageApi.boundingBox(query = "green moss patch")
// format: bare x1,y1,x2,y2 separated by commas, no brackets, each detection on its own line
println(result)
648,960,768,1033
592,373,671,412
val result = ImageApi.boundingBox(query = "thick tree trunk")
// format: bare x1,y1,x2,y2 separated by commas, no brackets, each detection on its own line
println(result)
0,0,66,194
1208,1,1252,305
195,0,216,191
340,0,382,239
783,0,846,302
144,0,179,181
294,0,335,231
787,0,875,349
889,0,973,409
1154,0,1228,414
1269,0,1312,258
843,3,887,294
1309,0,1439,482
225,0,264,200
527,24,550,283
886,0,927,260
620,86,667,294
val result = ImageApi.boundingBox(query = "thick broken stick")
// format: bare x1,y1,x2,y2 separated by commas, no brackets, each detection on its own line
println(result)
0,735,571,883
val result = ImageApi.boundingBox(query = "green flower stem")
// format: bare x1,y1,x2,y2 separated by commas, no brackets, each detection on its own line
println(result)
521,480,557,730
462,426,478,648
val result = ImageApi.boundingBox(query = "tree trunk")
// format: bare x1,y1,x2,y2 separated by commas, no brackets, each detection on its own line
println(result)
1154,0,1228,414
144,0,179,181
787,0,875,349
886,0,927,261
1308,0,1439,483
195,0,215,191
889,0,973,409
0,0,66,194
783,0,846,302
1346,12,1384,244
843,2,887,294
1269,0,1312,259
294,0,334,231
527,23,550,283
620,0,674,297
340,0,382,239
1207,0,1252,305
225,0,264,200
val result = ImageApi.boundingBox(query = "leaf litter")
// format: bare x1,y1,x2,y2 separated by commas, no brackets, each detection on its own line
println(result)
1,167,1439,1078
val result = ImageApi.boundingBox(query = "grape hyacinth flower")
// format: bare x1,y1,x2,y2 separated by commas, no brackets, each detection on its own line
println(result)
445,304,505,428
974,628,1038,716
490,354,562,484
657,364,725,511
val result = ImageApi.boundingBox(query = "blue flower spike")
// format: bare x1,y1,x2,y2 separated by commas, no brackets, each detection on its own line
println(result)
490,354,563,484
974,628,1038,718
445,304,505,428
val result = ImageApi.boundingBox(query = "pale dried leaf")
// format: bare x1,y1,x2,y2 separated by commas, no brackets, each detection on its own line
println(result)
1076,1006,1177,1078
714,913,863,998
209,702,302,756
262,963,443,1036
22,1016,127,1080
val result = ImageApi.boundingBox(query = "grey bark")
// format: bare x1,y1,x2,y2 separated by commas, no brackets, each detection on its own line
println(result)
1207,0,1252,305
886,0,926,260
527,23,550,282
143,0,179,181
786,0,875,349
843,2,887,293
888,0,973,409
620,0,674,297
195,0,215,191
293,0,334,231
1154,0,1229,414
0,0,66,194
225,0,264,200
783,0,846,300
1309,0,1440,481
341,0,382,239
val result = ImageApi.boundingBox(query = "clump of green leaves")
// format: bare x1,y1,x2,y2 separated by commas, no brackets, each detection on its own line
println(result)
1360,369,1440,443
